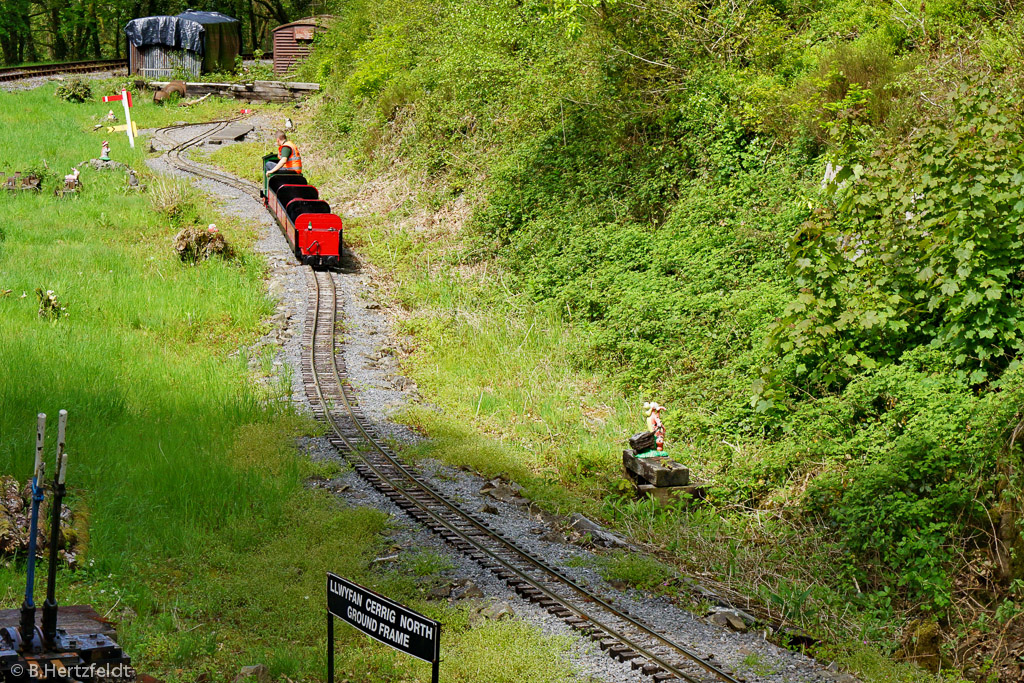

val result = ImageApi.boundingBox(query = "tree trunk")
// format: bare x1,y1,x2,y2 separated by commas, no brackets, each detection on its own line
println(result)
24,22,38,62
90,4,100,58
995,418,1024,583
50,5,66,60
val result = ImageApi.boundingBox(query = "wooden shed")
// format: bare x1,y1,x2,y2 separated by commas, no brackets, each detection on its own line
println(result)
127,44,201,79
125,11,240,78
272,16,333,75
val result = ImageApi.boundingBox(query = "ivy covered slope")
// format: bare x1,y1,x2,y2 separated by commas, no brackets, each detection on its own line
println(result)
302,0,1024,655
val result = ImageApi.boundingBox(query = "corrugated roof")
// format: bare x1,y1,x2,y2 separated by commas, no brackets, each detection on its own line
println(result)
272,15,335,33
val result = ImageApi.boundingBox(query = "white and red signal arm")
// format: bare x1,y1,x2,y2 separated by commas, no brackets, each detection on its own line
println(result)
102,90,133,107
102,89,135,148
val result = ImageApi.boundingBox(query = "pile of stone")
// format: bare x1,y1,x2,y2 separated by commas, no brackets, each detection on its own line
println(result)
0,476,78,566
78,158,126,172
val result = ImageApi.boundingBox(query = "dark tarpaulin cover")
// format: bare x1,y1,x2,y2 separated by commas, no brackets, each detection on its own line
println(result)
124,10,240,73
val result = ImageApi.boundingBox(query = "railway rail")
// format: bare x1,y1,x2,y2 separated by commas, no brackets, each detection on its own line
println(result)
152,119,261,197
303,268,746,683
155,120,748,683
0,53,270,83
0,59,127,82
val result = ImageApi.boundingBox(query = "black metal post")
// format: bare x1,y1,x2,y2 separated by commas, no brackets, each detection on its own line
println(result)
432,661,439,683
20,413,47,649
42,412,67,648
327,612,334,683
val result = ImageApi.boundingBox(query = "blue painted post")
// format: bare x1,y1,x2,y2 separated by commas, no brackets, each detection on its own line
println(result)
20,413,47,649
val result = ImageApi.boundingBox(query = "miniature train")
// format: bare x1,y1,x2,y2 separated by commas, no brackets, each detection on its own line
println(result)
261,153,342,268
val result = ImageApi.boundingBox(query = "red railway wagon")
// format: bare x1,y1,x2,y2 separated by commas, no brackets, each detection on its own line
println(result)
261,153,342,267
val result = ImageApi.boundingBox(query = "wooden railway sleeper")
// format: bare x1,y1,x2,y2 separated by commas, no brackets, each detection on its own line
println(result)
638,661,663,675
611,646,639,662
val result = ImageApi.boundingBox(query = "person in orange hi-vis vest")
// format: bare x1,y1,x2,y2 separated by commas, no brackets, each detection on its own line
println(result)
265,131,302,174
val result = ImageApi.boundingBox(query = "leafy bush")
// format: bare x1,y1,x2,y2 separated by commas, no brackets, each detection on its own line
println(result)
303,0,1024,640
771,78,1024,387
54,78,92,102
344,23,413,99
794,353,994,609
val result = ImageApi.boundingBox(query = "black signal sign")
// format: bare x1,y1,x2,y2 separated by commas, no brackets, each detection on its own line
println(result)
327,573,440,665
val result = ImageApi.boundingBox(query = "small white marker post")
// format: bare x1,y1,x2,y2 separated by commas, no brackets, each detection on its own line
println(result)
102,89,135,148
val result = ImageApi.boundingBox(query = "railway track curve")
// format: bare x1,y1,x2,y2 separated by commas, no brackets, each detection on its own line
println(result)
0,59,127,82
152,119,260,197
154,119,749,683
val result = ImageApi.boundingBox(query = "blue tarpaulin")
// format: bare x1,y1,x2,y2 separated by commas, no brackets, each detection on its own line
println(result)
125,10,239,72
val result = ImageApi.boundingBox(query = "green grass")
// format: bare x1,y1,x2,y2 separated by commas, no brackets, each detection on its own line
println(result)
195,100,963,683
197,141,267,184
327,215,962,683
403,550,456,577
340,217,648,498
0,85,593,681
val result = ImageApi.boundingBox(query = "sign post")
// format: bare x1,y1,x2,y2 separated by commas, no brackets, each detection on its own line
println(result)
102,89,135,148
107,121,139,137
327,573,440,682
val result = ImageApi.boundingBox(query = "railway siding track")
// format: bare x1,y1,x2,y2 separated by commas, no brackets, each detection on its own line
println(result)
153,119,780,683
0,59,127,82
153,119,260,198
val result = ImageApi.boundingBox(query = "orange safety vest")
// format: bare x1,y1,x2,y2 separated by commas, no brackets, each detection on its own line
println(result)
278,141,302,172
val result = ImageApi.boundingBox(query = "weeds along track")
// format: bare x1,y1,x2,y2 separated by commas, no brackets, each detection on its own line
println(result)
153,119,744,683
0,59,127,82
305,268,747,683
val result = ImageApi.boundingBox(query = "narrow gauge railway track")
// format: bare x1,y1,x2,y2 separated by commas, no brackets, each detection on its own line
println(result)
152,119,261,197
151,119,747,683
0,59,127,82
304,268,748,683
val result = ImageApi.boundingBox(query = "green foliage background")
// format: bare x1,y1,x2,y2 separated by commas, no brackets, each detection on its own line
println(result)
300,0,1024,626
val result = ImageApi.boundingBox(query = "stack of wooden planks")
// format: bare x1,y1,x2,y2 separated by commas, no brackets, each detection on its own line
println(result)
622,432,705,505
147,80,320,103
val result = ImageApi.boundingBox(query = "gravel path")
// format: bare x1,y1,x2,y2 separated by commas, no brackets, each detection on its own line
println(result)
146,122,859,683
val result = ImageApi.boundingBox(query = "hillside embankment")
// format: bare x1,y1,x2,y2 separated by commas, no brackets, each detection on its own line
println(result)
288,1,1024,680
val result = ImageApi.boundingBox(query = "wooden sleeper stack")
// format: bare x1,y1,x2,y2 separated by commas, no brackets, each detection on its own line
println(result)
147,80,320,103
622,432,705,505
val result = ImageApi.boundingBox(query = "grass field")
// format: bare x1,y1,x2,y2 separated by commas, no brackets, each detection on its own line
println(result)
0,83,586,681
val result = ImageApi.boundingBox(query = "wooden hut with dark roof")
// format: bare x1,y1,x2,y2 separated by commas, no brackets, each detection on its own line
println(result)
125,11,240,78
